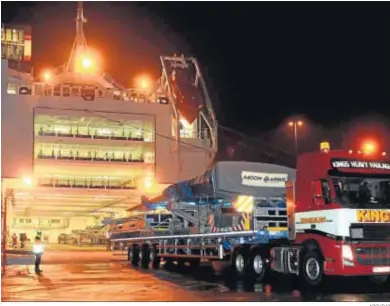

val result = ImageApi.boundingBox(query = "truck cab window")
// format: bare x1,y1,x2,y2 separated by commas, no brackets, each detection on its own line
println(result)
321,180,331,200
333,177,390,209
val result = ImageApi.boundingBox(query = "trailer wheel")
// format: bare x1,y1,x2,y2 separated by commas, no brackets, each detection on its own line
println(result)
189,258,200,270
232,248,247,278
177,258,186,269
141,244,151,269
131,244,140,266
247,249,267,282
301,250,324,287
127,246,132,262
163,258,174,269
150,246,161,269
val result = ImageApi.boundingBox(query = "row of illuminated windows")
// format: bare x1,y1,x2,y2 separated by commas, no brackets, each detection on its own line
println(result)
37,175,137,190
45,85,154,103
1,28,24,43
13,218,61,225
35,145,155,164
6,83,169,105
34,114,154,142
34,114,152,128
35,125,154,142
1,43,24,61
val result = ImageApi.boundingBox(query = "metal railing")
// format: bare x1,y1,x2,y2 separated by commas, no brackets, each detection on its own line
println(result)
36,153,147,164
7,82,170,105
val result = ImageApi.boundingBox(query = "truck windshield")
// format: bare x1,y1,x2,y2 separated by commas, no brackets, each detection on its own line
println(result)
332,176,390,209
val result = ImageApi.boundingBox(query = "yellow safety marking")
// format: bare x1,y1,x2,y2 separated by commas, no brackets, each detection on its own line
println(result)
267,227,288,232
236,195,254,213
244,213,251,230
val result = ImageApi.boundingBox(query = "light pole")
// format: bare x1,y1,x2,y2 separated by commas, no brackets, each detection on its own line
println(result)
288,120,303,157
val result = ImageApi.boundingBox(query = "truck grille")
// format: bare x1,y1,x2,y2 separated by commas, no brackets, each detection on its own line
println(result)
350,223,390,241
355,246,390,266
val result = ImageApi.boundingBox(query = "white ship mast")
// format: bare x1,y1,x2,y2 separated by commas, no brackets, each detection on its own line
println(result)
66,1,88,72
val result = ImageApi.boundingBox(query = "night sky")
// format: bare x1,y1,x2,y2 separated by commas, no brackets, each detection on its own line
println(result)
2,1,390,163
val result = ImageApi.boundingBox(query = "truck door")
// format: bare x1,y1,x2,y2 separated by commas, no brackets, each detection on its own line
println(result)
311,179,331,209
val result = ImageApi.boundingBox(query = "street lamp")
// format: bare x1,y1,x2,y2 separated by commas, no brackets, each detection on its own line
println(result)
74,53,96,73
135,75,152,90
144,177,153,190
288,120,303,157
41,69,52,82
140,78,149,89
23,177,32,186
81,56,93,69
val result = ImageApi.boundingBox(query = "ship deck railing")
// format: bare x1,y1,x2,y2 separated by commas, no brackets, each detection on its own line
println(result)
6,82,170,105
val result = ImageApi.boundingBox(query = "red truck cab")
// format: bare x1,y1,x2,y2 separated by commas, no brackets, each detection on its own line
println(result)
273,147,390,287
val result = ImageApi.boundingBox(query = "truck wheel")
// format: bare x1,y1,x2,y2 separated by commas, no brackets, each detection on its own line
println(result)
140,245,151,269
247,249,267,282
232,248,247,279
189,258,200,270
131,245,140,266
368,275,389,285
150,247,161,269
301,250,324,287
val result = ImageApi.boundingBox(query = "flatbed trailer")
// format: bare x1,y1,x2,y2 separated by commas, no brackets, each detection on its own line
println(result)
111,228,290,278
110,196,291,281
109,161,294,281
110,155,390,287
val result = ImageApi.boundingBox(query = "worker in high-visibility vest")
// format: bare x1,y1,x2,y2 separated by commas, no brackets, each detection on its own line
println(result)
33,236,44,274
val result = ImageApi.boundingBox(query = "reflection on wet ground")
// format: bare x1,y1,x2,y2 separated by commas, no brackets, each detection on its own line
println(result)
155,261,390,302
2,252,390,302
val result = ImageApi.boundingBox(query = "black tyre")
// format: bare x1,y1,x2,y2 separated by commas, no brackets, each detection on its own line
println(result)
246,248,268,282
127,246,132,262
163,258,174,269
189,258,201,270
301,250,324,287
232,248,247,279
368,275,389,285
140,244,151,269
177,258,186,269
365,275,390,292
131,244,140,266
150,246,161,269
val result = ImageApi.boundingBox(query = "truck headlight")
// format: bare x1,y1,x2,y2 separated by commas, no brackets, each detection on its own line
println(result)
342,245,354,267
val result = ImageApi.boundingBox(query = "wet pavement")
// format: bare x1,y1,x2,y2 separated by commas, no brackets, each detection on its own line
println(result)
2,250,390,302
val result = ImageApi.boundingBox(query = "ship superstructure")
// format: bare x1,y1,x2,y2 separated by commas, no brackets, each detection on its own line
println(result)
1,1,217,243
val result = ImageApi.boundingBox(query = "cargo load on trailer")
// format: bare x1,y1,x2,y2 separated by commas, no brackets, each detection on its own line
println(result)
109,161,295,240
108,211,173,240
